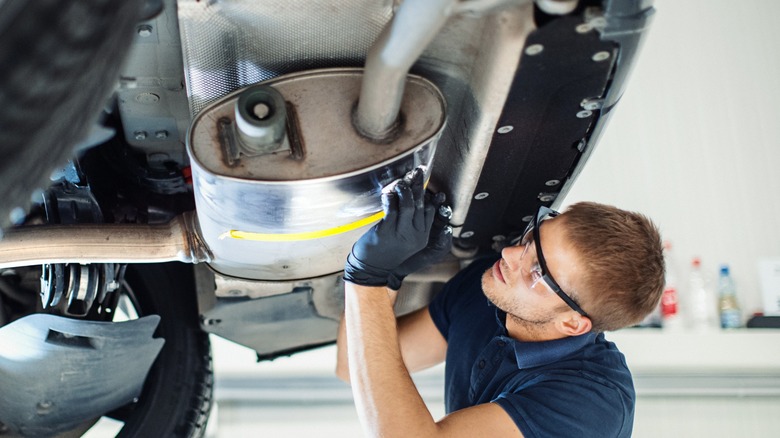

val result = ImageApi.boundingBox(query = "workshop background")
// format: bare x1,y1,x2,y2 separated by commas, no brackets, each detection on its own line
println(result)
87,0,780,436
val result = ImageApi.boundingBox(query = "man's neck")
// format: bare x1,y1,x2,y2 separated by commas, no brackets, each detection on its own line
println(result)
505,314,569,343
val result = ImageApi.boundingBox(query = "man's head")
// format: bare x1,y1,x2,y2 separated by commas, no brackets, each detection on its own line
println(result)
481,202,665,337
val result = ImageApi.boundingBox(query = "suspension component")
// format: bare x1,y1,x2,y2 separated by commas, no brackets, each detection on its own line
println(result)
40,262,122,317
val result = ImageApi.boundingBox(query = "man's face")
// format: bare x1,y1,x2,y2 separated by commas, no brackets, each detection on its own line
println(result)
481,216,585,326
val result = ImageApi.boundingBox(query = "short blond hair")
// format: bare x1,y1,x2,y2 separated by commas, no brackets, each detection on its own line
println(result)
560,202,665,332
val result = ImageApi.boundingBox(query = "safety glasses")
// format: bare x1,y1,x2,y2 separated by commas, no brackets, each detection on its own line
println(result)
520,206,590,318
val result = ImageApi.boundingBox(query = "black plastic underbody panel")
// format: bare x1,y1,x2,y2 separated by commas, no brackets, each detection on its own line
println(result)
457,14,617,251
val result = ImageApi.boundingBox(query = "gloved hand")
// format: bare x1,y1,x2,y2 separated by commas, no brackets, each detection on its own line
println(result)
344,167,438,287
387,193,452,290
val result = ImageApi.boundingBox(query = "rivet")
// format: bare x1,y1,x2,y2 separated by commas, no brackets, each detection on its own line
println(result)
137,25,153,37
576,23,592,34
497,125,514,134
576,110,592,119
474,192,489,200
134,131,148,140
525,44,544,56
154,130,169,139
461,231,475,238
592,51,611,62
545,180,560,186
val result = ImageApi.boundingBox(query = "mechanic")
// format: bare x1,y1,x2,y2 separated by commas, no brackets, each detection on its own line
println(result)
336,167,665,437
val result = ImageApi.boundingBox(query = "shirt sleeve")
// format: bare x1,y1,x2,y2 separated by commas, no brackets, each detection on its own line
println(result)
493,371,634,438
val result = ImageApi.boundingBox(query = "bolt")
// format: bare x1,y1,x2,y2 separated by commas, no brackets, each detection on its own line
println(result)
576,23,592,34
581,98,604,111
474,192,489,200
134,131,148,140
497,125,514,134
154,130,169,139
539,194,555,202
438,204,453,219
137,25,153,37
545,180,560,186
36,401,54,415
106,280,120,292
460,231,475,238
525,44,544,56
592,51,611,62
576,110,592,119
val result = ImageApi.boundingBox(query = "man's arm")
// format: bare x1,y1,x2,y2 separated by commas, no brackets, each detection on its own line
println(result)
335,294,447,383
344,282,523,438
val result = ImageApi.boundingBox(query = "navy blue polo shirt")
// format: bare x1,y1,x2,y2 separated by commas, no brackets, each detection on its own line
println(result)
429,256,635,438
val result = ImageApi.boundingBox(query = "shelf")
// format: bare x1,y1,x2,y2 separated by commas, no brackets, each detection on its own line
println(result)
606,328,780,375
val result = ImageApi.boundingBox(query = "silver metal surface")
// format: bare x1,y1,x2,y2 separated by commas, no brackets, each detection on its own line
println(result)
188,69,446,280
178,0,394,116
0,314,163,436
234,85,289,155
0,212,209,269
177,1,537,234
355,0,457,140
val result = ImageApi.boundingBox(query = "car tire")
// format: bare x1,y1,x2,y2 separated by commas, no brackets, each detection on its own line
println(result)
113,263,213,438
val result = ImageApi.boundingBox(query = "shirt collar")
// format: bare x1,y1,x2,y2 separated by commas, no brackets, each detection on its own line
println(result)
494,308,597,369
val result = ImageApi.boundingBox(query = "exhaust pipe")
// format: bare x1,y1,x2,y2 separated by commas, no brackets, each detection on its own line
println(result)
354,0,458,141
0,212,210,270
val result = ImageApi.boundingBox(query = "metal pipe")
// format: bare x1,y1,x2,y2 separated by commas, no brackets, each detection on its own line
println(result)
354,0,457,141
0,212,211,270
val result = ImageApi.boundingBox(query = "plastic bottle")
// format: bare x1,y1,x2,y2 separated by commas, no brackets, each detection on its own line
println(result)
717,265,742,329
687,257,718,331
660,241,683,331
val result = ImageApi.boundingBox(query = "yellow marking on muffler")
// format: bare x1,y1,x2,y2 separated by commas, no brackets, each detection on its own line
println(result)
221,211,385,242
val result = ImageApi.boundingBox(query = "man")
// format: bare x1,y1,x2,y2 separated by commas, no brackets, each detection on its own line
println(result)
336,167,665,437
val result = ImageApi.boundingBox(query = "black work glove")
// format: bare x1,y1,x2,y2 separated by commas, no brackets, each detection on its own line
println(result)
344,167,437,287
387,193,452,290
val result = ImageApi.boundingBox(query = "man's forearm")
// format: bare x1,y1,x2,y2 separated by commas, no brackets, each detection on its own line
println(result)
344,282,438,437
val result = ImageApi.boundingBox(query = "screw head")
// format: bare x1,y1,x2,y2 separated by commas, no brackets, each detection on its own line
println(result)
133,131,148,140
154,130,169,139
137,24,153,37
497,125,514,134
576,110,593,119
525,44,544,56
460,231,475,238
521,215,533,222
592,51,611,62
539,194,555,202
474,192,489,200
545,180,560,186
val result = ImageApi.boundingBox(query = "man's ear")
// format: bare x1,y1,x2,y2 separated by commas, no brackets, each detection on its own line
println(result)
556,313,592,337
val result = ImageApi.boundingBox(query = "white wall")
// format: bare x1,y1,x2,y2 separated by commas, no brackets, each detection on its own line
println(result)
561,0,780,318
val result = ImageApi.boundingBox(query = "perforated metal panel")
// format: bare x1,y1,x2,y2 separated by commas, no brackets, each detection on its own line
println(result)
178,0,394,115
